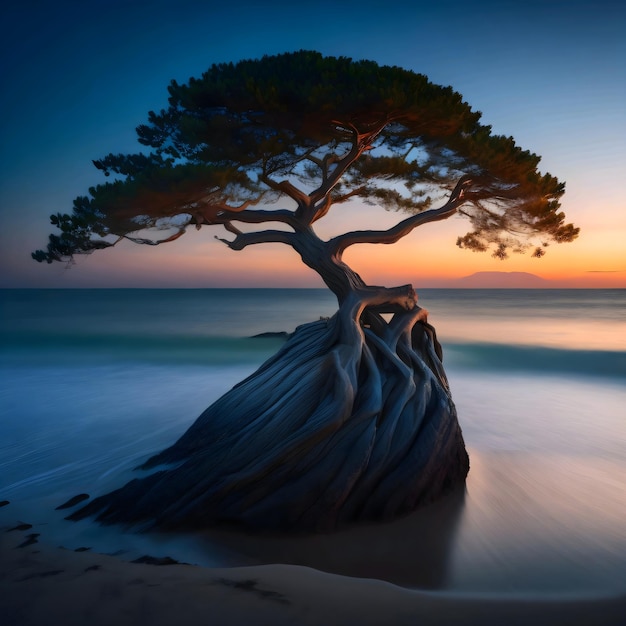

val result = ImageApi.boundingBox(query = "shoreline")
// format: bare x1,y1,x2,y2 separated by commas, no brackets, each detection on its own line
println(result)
3,450,626,625
2,527,625,626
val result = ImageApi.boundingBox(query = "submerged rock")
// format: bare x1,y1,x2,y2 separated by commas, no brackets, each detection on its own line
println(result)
56,494,90,510
131,555,180,566
17,533,40,548
250,331,290,339
7,523,33,532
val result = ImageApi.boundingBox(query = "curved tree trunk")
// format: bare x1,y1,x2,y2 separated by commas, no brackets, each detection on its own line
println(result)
70,232,469,532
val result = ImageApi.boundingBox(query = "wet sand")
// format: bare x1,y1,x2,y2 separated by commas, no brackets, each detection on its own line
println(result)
3,449,626,625
2,516,626,626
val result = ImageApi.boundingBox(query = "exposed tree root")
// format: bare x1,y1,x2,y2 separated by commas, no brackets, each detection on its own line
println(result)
70,296,469,532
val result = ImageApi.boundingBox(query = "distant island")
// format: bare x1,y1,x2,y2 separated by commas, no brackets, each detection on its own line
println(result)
454,271,549,288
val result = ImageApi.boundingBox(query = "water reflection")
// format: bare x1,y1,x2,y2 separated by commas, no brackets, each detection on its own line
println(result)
195,486,466,589
183,450,626,594
448,452,626,593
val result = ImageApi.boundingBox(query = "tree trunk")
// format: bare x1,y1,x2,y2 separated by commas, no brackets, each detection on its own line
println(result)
70,231,469,531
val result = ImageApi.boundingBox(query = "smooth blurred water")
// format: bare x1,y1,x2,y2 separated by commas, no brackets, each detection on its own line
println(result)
0,288,625,594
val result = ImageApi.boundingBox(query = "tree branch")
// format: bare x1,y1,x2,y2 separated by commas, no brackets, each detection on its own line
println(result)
310,195,333,224
257,119,391,228
329,185,368,206
124,228,187,246
307,120,389,214
215,229,296,251
195,208,300,230
260,172,310,207
328,175,474,256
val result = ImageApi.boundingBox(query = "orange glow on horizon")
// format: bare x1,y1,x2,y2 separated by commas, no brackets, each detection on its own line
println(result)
20,198,625,290
341,212,626,288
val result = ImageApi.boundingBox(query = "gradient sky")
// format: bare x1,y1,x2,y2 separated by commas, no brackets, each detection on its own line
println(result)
1,0,624,288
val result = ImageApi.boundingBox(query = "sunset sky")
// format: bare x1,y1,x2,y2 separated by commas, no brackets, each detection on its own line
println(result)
1,0,624,289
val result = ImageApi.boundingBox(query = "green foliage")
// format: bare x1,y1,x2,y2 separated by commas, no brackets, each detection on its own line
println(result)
33,50,577,264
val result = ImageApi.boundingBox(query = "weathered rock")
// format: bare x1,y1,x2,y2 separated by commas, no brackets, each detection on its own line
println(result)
7,523,32,532
131,555,180,566
250,331,290,339
55,494,90,510
70,303,469,533
17,533,40,548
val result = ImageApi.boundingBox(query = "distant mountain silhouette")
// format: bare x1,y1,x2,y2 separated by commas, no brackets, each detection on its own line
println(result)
455,271,549,288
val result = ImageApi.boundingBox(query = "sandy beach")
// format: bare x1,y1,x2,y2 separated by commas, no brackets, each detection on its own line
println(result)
2,514,625,626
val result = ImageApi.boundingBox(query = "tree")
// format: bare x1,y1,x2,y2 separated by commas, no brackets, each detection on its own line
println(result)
35,51,578,531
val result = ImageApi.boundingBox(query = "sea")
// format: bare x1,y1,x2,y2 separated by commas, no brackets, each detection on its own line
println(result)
1,288,625,596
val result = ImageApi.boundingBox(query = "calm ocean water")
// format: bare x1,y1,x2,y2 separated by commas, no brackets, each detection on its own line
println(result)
1,288,625,594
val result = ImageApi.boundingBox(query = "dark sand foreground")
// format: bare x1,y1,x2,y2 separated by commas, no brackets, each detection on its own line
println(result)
2,527,625,626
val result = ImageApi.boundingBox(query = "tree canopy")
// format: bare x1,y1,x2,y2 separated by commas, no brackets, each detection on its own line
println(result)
33,50,578,273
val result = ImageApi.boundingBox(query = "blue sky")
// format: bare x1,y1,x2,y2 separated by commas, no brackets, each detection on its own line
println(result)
1,0,624,287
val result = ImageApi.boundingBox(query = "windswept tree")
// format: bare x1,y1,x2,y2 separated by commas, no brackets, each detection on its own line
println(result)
35,51,578,531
